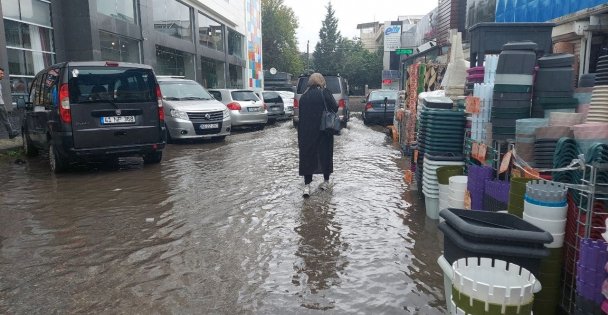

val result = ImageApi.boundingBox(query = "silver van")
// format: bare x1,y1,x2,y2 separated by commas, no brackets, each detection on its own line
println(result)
293,74,350,128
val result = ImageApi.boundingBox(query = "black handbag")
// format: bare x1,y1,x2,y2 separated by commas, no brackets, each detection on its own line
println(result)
319,90,340,134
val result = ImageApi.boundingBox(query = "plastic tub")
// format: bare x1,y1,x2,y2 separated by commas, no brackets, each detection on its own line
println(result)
524,200,568,220
449,176,468,191
523,212,567,234
546,232,565,248
437,255,455,314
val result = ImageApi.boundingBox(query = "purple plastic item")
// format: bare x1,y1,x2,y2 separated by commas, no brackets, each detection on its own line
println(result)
467,165,495,211
467,66,485,75
485,180,511,203
580,238,608,271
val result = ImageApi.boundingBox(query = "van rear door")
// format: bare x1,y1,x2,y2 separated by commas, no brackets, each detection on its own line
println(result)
68,66,161,149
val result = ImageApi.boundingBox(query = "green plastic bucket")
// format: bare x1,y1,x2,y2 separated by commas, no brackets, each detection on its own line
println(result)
436,166,464,185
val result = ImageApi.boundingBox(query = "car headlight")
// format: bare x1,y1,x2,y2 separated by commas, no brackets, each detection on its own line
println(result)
170,109,189,120
223,108,230,119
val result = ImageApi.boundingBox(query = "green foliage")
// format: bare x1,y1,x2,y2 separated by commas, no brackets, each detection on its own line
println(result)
311,3,382,95
312,2,341,74
261,0,304,76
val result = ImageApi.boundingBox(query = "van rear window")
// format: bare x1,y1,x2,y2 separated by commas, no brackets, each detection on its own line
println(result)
231,90,259,101
296,76,341,94
68,67,157,103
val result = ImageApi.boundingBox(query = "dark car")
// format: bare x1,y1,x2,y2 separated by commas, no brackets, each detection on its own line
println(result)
293,74,350,128
362,90,398,125
21,61,166,173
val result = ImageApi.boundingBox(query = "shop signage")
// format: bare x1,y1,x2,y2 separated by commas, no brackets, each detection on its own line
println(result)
395,48,413,55
384,24,402,52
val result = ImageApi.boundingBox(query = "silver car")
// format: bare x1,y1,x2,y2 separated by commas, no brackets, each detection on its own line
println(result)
208,89,268,129
158,77,231,141
276,91,295,118
256,91,286,122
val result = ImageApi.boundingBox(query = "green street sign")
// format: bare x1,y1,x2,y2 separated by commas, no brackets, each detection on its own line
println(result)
395,48,414,55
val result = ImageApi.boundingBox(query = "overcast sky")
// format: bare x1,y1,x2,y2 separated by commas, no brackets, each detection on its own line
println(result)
281,0,437,52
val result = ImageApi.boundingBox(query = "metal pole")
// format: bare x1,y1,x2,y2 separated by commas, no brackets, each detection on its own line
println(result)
306,40,310,71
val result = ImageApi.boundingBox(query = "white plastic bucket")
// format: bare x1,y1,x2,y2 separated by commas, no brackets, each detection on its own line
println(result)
524,200,567,221
449,176,468,191
523,212,567,234
425,195,440,219
546,232,565,248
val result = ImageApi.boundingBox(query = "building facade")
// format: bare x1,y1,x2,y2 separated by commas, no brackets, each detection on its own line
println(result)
0,0,263,109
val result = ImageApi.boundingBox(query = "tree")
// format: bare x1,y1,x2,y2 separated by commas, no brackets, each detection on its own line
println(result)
312,2,341,74
337,39,382,95
261,0,303,76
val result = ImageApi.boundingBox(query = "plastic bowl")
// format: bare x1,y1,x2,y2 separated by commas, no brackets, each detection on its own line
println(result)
523,212,567,234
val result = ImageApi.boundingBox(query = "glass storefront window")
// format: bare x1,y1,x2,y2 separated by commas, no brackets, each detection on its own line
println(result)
228,64,243,88
1,0,20,20
97,0,136,24
99,31,141,63
155,45,195,79
228,29,244,59
200,57,225,88
153,0,192,42
7,49,53,76
19,0,51,27
198,13,224,51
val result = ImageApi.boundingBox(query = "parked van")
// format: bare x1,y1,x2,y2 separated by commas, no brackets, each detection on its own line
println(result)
21,61,166,173
293,74,350,128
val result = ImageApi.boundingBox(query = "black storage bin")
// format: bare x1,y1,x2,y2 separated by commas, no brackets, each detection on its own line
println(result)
438,208,552,276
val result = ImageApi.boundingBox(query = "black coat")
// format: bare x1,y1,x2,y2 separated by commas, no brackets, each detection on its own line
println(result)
297,87,339,176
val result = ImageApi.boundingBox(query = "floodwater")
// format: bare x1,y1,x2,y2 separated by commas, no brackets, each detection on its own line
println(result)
0,117,445,314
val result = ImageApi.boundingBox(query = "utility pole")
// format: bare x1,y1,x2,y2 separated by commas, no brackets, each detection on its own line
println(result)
306,40,310,72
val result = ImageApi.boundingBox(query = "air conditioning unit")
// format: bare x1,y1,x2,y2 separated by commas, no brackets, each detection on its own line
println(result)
416,41,436,54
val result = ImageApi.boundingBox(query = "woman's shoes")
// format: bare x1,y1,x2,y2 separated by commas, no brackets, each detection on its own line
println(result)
302,184,310,197
318,180,331,191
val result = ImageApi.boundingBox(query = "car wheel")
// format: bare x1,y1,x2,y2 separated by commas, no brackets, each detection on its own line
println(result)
49,143,68,173
143,151,162,164
22,132,38,157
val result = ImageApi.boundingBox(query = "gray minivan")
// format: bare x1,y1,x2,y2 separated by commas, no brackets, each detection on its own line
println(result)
21,61,166,173
292,74,350,128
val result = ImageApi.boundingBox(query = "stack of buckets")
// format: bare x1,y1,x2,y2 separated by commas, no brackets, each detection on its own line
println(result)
515,118,548,167
532,54,577,118
423,153,465,219
448,176,468,209
467,165,494,210
522,180,568,313
436,165,465,213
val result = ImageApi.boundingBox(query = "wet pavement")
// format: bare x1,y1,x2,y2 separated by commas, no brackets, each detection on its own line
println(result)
0,117,445,314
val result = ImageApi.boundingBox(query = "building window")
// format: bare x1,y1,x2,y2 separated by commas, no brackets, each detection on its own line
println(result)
2,0,54,101
228,29,244,59
153,0,192,42
97,0,136,24
228,64,243,88
155,45,195,79
201,57,225,88
198,12,224,51
99,31,140,63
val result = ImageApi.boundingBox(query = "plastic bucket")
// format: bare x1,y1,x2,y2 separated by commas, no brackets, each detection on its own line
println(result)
546,232,566,248
436,166,464,185
524,200,568,220
425,195,440,219
449,176,468,191
449,196,465,208
523,212,567,234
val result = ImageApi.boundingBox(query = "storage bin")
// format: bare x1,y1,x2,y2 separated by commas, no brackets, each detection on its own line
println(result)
439,208,553,277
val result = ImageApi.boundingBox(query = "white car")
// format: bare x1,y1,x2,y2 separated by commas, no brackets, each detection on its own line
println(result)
276,91,295,118
208,89,268,129
158,77,231,142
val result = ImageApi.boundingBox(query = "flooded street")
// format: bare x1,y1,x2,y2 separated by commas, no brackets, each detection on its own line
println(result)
0,117,445,314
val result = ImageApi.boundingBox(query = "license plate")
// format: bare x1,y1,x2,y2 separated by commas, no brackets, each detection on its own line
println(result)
101,116,135,124
200,123,218,129
247,107,260,112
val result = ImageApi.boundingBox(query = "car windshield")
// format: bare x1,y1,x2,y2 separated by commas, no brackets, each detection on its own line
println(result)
231,90,259,101
277,91,294,99
68,67,157,103
369,91,398,101
159,82,214,101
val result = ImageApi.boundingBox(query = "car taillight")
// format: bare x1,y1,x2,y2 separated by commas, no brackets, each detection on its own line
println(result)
227,102,241,110
293,98,299,109
156,84,164,121
59,83,71,123
339,99,346,108
365,102,373,110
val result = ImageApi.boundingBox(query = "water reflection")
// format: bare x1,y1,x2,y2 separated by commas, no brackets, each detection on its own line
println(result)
293,194,348,310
